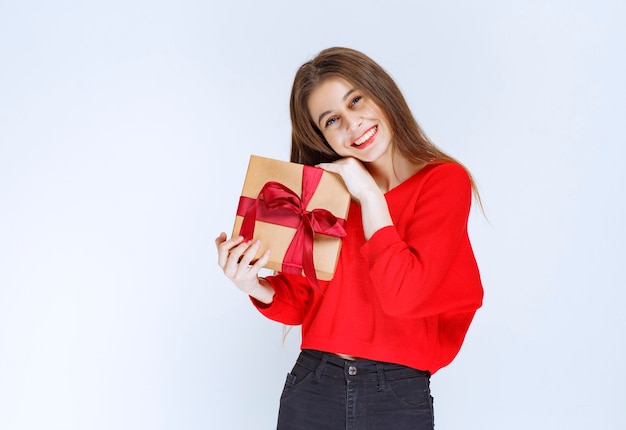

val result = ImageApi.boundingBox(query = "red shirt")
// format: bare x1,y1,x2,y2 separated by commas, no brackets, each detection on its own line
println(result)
253,162,483,374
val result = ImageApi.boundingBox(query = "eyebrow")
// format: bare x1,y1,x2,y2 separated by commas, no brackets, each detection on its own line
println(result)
316,88,358,127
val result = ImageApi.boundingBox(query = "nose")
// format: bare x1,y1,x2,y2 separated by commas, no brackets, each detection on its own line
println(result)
345,112,362,131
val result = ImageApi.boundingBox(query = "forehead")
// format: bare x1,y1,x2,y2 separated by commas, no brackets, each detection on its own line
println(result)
307,77,355,113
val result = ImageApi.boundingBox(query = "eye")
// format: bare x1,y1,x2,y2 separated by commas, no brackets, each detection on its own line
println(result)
350,96,362,106
324,116,338,127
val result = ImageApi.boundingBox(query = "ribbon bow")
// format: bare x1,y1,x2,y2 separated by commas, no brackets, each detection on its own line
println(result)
238,165,346,291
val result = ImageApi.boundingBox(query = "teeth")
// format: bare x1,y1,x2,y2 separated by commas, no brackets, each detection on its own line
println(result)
354,127,377,146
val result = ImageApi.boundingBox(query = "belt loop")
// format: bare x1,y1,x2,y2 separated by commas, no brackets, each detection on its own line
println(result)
376,363,386,392
314,353,329,382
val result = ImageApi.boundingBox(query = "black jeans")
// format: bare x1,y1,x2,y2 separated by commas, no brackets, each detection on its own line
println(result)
277,350,434,430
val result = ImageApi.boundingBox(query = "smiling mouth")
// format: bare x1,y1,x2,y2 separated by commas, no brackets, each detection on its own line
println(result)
352,126,378,147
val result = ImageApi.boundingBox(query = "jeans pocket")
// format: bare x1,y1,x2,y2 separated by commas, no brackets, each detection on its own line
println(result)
283,373,297,391
386,375,431,408
281,364,314,394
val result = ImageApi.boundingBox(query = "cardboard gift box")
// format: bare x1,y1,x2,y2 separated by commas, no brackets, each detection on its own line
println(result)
232,155,350,285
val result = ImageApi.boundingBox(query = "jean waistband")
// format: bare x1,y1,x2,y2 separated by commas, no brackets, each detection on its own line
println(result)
296,349,430,381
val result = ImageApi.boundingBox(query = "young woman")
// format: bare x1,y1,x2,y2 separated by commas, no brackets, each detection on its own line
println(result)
216,47,483,430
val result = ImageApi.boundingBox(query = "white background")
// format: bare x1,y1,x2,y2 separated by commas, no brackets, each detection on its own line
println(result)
1,1,625,429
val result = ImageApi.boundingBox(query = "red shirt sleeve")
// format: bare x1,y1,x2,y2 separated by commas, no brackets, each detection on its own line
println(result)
361,163,482,317
250,272,315,325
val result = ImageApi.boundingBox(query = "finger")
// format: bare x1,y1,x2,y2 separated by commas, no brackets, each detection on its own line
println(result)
238,248,271,283
217,235,244,269
316,162,338,173
214,232,227,250
238,239,262,268
250,248,271,272
216,233,244,251
223,239,255,276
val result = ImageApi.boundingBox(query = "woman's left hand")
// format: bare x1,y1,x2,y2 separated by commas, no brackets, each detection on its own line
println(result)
317,157,393,239
317,157,379,204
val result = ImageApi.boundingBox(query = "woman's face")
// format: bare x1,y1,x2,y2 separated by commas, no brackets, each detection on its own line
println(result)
307,77,392,164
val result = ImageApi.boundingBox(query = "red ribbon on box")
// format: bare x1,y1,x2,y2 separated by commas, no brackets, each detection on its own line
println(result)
237,165,347,290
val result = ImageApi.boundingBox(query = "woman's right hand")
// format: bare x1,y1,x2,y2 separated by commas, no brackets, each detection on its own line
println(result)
215,232,274,303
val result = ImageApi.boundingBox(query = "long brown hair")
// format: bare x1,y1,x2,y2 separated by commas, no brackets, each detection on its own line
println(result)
289,47,482,204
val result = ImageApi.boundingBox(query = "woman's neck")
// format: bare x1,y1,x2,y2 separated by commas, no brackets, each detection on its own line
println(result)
366,150,426,193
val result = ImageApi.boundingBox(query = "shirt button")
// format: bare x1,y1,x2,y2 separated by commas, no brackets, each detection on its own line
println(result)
348,366,357,376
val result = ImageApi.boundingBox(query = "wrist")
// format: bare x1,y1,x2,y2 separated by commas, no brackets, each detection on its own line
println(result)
248,277,274,304
246,280,262,295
